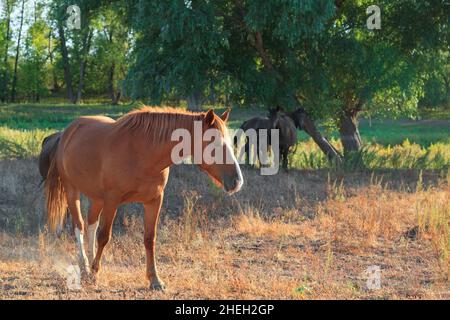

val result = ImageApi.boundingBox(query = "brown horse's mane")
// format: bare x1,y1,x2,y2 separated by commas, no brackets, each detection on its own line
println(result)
114,106,227,142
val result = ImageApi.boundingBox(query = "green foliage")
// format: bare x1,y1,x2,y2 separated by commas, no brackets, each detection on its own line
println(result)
85,2,130,96
18,7,51,101
124,0,229,103
124,0,336,107
419,50,449,109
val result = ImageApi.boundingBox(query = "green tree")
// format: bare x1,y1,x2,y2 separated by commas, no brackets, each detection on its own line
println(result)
419,50,449,110
125,0,342,161
314,0,449,155
50,0,104,103
87,2,130,104
125,0,229,111
10,0,25,102
0,0,16,102
19,1,51,101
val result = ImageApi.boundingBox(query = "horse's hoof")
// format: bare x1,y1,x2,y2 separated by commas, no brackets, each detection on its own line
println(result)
82,272,97,286
150,281,166,291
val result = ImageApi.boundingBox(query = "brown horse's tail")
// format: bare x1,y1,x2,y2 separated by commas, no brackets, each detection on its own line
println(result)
45,157,67,232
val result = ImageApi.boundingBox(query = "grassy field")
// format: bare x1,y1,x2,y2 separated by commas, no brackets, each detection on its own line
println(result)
0,103,449,299
1,103,449,145
1,103,449,169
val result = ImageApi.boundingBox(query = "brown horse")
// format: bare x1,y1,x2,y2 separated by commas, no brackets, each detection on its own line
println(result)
268,107,297,169
233,110,279,166
45,107,243,290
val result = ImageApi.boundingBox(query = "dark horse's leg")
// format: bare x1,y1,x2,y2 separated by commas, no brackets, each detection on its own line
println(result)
144,193,165,290
92,199,118,277
282,148,289,170
245,136,250,166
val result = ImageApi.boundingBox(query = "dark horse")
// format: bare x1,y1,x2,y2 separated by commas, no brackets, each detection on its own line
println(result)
268,107,300,169
233,109,279,166
38,131,61,182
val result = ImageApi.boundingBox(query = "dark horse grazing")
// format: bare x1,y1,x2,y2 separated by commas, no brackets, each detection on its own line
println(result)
233,110,279,166
268,107,298,169
45,107,243,290
284,108,305,131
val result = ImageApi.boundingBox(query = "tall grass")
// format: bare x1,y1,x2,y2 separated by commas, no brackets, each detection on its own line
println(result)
291,139,450,170
415,190,449,277
0,127,55,159
1,126,449,170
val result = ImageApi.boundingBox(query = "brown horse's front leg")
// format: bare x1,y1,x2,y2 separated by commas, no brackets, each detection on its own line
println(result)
144,194,165,291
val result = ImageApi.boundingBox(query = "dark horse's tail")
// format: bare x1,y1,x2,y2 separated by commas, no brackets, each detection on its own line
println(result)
38,132,61,187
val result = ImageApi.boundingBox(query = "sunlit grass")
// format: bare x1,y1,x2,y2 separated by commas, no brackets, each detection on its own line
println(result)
0,127,55,159
1,125,449,170
290,139,450,170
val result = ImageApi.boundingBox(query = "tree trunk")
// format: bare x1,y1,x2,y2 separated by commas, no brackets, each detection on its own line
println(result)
108,62,120,104
295,106,343,163
57,21,76,103
48,30,59,93
1,0,12,102
10,0,25,102
338,111,362,156
76,29,93,103
187,91,204,111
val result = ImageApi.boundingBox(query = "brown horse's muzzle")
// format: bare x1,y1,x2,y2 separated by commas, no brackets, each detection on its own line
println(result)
223,166,243,195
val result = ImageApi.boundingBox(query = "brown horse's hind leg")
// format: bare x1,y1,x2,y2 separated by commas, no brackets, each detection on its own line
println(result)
91,200,117,277
143,194,165,290
86,200,103,266
65,186,90,276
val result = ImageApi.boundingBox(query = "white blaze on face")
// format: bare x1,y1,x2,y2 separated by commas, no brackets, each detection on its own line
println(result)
224,132,243,194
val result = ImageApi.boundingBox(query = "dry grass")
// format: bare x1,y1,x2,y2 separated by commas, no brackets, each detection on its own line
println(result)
0,159,449,299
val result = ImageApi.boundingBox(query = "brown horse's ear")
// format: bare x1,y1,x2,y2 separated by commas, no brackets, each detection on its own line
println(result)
220,108,231,122
204,109,215,126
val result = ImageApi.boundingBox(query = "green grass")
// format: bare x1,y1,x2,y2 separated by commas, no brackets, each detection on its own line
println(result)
0,103,449,169
357,119,450,147
0,103,137,130
289,139,450,170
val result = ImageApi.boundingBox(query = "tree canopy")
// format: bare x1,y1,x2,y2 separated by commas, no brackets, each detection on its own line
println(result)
0,0,448,159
